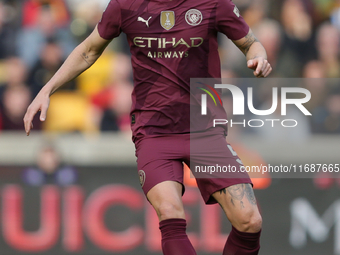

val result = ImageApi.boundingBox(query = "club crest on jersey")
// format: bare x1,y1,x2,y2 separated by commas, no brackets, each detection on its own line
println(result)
185,9,203,26
138,170,146,187
160,11,175,30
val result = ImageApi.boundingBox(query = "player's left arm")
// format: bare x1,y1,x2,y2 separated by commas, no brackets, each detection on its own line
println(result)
233,29,272,78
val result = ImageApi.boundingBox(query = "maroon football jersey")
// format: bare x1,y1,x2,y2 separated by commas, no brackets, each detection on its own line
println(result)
98,0,249,141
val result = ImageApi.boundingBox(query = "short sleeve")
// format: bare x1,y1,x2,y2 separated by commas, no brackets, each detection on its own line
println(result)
97,0,122,40
216,0,249,40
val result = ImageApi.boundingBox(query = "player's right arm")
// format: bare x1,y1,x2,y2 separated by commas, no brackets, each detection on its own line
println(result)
23,26,112,136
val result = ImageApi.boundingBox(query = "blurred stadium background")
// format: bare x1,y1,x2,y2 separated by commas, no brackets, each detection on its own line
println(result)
0,0,340,254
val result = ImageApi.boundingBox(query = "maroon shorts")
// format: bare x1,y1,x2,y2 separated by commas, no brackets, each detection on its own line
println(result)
134,129,252,204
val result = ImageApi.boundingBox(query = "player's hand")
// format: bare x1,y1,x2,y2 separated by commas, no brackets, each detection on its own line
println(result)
247,57,272,78
23,90,50,136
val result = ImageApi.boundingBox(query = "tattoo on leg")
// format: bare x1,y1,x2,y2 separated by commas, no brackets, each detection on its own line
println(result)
220,188,227,195
226,184,246,208
227,184,245,201
219,184,257,208
245,184,257,205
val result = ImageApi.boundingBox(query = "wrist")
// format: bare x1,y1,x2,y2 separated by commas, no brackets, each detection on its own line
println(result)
40,84,54,97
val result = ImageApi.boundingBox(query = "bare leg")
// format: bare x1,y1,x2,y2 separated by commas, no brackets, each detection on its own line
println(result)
147,181,185,221
213,183,262,255
147,181,196,255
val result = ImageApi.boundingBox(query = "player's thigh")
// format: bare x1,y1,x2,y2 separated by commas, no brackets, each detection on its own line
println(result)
137,158,186,221
147,180,185,221
135,136,185,193
134,136,187,221
212,183,262,232
190,132,251,204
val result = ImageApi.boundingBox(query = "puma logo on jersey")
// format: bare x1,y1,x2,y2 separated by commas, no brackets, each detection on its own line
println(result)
137,16,152,27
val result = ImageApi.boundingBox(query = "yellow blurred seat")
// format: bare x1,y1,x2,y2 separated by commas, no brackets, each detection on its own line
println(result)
43,92,97,133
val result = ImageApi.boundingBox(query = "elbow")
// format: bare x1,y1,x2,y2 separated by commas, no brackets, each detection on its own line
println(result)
77,43,101,66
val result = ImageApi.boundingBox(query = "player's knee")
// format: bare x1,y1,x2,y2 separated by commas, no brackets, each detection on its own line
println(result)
237,213,262,233
248,214,262,232
155,201,185,221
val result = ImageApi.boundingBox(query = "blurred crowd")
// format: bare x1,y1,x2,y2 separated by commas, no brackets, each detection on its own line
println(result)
0,0,339,135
